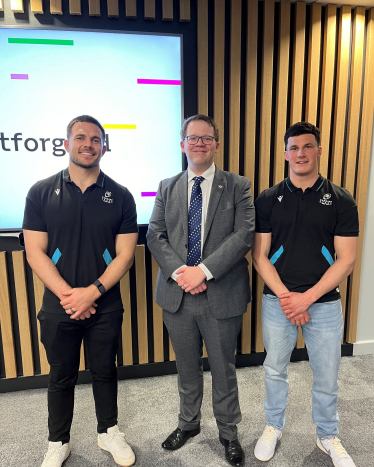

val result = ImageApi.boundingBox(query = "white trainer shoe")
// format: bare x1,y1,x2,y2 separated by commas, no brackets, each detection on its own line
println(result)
254,425,282,461
317,437,357,467
41,441,70,467
98,425,135,467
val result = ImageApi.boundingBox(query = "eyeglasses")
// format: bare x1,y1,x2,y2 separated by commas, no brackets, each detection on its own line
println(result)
184,135,215,146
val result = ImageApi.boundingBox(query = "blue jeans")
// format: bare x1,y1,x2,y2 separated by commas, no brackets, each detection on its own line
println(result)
261,294,343,439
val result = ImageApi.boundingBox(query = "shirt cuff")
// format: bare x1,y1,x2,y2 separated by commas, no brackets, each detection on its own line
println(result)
171,265,187,281
198,263,213,281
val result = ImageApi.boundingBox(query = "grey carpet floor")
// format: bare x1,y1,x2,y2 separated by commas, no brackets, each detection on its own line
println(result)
0,355,373,467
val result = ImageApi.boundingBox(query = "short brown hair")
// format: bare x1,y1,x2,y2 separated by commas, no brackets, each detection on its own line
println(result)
67,115,105,142
180,114,219,142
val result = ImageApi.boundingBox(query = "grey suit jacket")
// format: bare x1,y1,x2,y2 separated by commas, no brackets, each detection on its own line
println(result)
146,166,255,319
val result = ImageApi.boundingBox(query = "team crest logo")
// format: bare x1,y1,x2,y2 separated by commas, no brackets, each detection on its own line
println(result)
102,191,113,203
277,196,283,202
319,193,332,206
55,189,60,195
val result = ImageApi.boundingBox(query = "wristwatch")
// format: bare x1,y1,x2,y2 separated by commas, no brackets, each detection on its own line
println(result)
93,279,106,295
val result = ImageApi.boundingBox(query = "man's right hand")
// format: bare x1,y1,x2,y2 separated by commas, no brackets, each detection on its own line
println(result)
290,311,310,326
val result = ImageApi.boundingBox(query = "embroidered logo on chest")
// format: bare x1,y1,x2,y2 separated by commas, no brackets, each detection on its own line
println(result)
319,193,332,206
102,191,113,203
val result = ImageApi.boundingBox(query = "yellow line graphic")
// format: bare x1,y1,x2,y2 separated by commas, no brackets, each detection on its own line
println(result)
103,124,136,129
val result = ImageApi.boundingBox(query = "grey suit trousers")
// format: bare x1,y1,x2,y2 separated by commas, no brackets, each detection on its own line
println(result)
163,291,242,440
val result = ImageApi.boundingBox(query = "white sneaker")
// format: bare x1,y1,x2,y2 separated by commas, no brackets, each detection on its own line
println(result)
317,437,356,467
98,425,135,467
41,441,70,467
254,425,282,461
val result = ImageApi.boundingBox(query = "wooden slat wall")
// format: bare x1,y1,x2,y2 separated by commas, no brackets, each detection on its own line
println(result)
12,251,34,377
0,252,17,378
2,1,374,383
0,0,4,12
10,0,23,13
213,0,225,170
30,0,43,14
144,0,155,20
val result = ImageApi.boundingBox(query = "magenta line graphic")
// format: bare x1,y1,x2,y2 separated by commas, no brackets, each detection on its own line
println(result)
11,74,28,80
141,192,157,197
137,79,181,85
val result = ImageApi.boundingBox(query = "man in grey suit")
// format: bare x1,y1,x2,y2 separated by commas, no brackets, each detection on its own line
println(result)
147,114,255,467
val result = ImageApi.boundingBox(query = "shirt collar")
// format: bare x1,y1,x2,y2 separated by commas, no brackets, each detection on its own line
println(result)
188,163,215,183
63,168,105,187
285,174,324,192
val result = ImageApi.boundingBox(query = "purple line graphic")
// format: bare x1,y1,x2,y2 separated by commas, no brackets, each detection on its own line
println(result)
11,74,28,80
137,79,181,85
141,192,157,197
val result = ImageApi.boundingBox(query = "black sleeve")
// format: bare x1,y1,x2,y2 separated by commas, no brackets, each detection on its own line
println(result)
255,190,273,233
334,188,359,237
22,183,47,232
118,188,138,234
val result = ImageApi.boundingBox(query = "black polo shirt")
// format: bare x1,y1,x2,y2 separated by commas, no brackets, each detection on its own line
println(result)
23,168,138,314
255,175,359,302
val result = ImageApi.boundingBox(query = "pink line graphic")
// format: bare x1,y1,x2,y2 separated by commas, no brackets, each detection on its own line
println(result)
137,79,181,85
141,192,157,197
11,74,28,80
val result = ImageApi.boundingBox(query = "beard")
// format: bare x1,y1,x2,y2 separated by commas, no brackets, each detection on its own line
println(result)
70,154,101,169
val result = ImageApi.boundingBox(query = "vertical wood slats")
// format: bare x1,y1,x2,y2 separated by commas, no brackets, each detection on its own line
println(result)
10,0,23,12
126,0,137,18
0,0,3,11
319,4,337,178
32,272,50,374
243,0,258,187
162,0,173,21
69,0,81,15
135,245,148,364
213,0,225,170
120,272,133,365
347,8,374,343
144,0,155,20
305,3,322,126
0,252,17,378
89,0,100,16
273,0,290,186
50,0,63,14
12,251,34,377
30,0,43,14
343,7,365,196
179,0,190,22
290,1,306,125
107,0,119,17
151,257,164,363
331,5,351,185
256,0,275,353
197,0,209,115
228,0,242,175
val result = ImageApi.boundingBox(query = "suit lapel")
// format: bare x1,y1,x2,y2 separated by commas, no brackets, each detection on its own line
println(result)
176,170,189,239
203,167,225,244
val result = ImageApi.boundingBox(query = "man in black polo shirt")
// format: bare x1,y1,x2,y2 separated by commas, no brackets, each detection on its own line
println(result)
252,122,358,467
23,115,138,467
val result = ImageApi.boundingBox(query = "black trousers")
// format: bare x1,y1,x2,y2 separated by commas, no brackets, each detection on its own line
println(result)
38,309,124,444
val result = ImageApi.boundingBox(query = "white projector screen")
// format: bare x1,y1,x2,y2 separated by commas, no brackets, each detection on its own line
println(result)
0,27,183,229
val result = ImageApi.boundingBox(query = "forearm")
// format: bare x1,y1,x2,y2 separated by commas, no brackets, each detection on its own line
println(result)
303,258,356,304
97,253,135,292
26,250,71,299
252,255,289,297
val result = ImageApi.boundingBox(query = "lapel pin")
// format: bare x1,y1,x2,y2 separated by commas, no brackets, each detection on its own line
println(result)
218,185,223,188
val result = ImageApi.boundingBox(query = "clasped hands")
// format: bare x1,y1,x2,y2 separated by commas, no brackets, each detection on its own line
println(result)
278,291,313,326
176,266,207,295
60,285,101,320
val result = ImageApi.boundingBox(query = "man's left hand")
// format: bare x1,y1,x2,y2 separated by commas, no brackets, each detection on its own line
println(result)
60,285,100,319
176,266,206,293
279,291,313,320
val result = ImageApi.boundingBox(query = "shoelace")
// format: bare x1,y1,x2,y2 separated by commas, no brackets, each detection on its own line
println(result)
329,438,349,458
108,431,129,450
261,426,277,445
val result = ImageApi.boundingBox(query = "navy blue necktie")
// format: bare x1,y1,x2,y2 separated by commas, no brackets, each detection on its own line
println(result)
187,176,204,266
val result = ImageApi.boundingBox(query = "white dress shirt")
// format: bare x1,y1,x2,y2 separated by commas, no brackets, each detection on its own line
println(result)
171,163,215,281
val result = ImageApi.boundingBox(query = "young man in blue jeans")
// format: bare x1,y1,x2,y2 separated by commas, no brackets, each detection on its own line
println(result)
252,122,359,467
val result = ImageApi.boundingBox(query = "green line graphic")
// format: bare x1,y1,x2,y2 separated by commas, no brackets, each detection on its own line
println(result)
8,38,74,46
